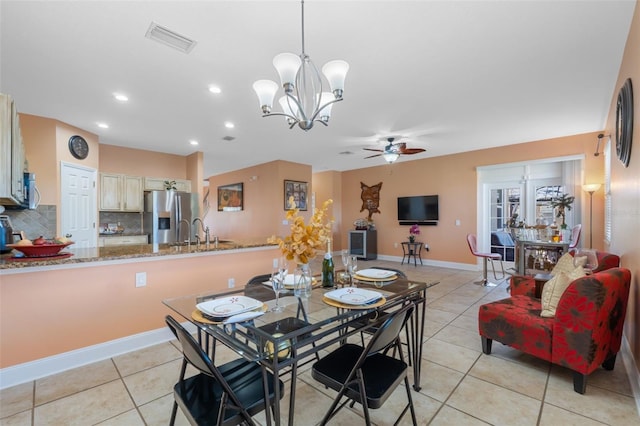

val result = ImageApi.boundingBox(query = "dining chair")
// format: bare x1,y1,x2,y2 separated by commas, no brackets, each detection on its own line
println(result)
165,315,284,426
568,223,582,251
466,233,505,286
311,304,417,425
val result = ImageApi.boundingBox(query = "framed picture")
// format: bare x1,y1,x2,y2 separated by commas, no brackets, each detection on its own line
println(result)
284,180,308,211
217,183,243,211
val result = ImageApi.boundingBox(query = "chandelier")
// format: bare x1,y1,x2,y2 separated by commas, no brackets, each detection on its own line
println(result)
252,0,349,131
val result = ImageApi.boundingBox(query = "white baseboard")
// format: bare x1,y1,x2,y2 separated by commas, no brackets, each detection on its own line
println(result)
375,254,476,271
621,336,640,416
0,321,197,390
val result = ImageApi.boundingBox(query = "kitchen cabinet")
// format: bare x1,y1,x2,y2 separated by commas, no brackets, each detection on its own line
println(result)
99,173,143,211
98,235,148,246
0,94,26,206
144,177,191,192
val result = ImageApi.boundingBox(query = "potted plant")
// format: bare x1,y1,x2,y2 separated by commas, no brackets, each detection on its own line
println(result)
409,224,420,243
551,193,575,230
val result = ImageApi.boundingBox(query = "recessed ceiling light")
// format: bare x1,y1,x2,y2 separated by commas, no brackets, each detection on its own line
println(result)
224,122,235,129
97,122,109,129
190,140,199,146
113,93,129,102
208,85,221,94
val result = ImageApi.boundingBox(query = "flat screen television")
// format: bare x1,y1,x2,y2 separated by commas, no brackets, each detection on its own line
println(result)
397,195,439,225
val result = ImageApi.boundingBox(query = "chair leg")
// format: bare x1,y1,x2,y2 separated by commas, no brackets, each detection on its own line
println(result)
489,258,506,280
475,257,498,286
481,336,492,354
602,354,617,371
169,400,178,426
573,371,587,394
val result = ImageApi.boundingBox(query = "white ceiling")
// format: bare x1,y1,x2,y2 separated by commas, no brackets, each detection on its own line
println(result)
0,1,635,178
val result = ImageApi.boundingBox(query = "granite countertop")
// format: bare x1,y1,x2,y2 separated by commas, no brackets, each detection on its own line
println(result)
0,239,276,270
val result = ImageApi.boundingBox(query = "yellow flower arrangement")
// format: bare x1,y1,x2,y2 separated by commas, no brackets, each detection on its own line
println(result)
269,196,334,264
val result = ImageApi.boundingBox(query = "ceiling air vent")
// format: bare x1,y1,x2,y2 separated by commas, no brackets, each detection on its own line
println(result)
145,22,197,54
222,136,235,141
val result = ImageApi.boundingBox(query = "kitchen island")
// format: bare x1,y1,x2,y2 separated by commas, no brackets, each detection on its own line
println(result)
0,239,281,386
0,239,273,270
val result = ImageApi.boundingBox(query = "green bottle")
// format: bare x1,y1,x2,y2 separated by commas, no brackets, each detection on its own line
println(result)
322,238,335,288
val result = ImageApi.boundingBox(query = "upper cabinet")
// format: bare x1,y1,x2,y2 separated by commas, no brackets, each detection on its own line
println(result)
0,94,26,206
100,173,143,211
144,177,191,192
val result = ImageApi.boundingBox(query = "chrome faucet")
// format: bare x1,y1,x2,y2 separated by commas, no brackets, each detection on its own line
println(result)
192,217,210,247
178,219,191,245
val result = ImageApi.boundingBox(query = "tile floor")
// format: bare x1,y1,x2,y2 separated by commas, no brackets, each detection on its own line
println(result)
1,261,638,425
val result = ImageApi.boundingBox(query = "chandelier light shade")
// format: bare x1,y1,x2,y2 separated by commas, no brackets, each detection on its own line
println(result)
252,0,349,131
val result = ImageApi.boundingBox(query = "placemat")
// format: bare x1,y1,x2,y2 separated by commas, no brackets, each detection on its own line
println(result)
353,274,398,282
191,303,268,324
322,296,386,310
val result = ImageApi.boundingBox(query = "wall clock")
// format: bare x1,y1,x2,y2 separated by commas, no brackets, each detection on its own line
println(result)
615,78,633,167
68,135,89,160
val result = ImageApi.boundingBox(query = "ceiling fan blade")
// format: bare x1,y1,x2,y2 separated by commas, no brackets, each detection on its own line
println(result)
364,153,383,159
363,148,384,153
401,148,426,155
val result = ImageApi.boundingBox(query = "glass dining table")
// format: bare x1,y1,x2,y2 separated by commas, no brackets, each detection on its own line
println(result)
163,274,437,426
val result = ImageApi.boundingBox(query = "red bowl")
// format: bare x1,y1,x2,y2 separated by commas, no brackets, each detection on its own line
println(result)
7,242,74,257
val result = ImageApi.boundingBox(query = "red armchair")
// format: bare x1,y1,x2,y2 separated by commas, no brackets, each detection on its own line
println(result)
510,250,620,297
478,268,631,394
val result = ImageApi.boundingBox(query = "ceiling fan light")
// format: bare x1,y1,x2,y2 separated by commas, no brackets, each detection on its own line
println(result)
322,60,349,98
383,152,399,163
253,80,279,114
273,53,301,91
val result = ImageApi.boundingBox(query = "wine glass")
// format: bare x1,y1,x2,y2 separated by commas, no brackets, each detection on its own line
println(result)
348,255,358,286
341,249,350,270
271,257,286,312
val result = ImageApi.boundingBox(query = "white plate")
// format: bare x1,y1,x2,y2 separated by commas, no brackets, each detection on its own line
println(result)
324,287,383,305
283,274,312,288
196,296,263,318
356,269,397,279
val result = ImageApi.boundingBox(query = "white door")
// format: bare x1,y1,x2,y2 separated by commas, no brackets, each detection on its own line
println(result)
61,162,97,248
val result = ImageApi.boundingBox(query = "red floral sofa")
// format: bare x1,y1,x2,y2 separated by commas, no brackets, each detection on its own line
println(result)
510,250,620,297
478,267,631,393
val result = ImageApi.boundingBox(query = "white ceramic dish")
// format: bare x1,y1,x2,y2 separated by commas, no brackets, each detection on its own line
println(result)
196,296,263,318
324,287,383,305
356,269,397,279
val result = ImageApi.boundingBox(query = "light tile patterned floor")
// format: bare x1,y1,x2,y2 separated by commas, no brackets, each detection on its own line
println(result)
1,261,638,425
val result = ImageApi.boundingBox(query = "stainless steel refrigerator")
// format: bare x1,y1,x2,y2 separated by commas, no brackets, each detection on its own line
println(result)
143,191,199,244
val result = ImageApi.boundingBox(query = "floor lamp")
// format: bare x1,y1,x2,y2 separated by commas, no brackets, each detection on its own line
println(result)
583,183,601,248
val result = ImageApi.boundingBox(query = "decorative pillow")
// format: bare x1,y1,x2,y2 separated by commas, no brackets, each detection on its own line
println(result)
540,266,587,318
551,252,585,275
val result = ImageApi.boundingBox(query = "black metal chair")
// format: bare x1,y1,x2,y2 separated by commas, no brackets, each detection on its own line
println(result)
311,304,417,425
165,315,284,426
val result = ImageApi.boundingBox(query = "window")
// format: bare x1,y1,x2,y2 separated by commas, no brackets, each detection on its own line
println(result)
604,138,612,244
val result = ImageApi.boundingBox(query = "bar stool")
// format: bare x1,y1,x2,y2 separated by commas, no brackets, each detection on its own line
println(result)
466,233,505,286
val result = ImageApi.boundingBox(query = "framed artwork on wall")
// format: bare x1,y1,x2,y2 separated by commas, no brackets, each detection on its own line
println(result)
284,180,308,211
217,183,243,211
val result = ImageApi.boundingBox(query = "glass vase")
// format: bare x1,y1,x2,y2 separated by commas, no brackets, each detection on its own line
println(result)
294,263,312,299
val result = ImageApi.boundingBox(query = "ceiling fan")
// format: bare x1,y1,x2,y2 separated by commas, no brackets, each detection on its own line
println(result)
364,137,426,163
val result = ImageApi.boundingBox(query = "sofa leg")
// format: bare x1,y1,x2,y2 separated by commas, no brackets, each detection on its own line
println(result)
602,354,617,371
573,371,587,394
481,336,492,354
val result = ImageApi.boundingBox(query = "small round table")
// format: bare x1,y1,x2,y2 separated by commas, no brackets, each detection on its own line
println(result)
401,241,423,266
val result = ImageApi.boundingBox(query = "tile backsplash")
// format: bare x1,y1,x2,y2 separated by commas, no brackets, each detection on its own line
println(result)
3,205,57,240
99,212,143,234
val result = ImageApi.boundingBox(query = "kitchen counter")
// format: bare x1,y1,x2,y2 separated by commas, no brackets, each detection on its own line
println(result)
0,239,275,270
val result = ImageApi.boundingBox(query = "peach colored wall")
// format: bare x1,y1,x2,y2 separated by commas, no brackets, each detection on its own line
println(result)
0,248,280,367
206,160,313,244
187,151,203,217
312,170,344,251
18,114,58,205
604,0,639,373
340,133,604,265
98,144,188,178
